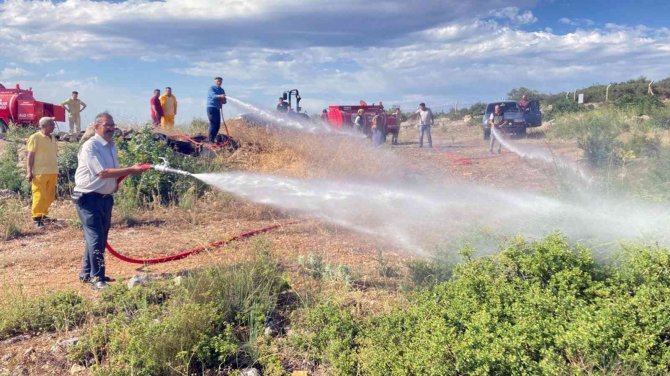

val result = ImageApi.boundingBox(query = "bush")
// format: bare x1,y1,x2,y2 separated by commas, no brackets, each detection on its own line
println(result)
0,142,29,196
0,290,88,340
0,198,23,239
57,142,79,197
115,126,223,207
71,242,288,374
550,98,581,116
356,236,670,375
613,94,664,115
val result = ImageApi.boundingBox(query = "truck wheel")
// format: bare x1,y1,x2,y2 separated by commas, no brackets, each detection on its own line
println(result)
0,120,8,134
483,128,491,140
519,127,527,136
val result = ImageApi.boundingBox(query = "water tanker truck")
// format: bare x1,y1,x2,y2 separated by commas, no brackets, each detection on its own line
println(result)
325,101,399,143
0,83,65,134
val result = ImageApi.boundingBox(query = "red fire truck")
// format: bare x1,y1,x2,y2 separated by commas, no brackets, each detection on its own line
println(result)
325,100,399,143
0,83,65,133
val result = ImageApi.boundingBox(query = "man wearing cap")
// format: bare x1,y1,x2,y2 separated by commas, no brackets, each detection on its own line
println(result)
73,112,148,289
276,97,289,113
206,77,227,143
62,91,87,133
26,117,59,228
150,89,163,127
159,87,177,128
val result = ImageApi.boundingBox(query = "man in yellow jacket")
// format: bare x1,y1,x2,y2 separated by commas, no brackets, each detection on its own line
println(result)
26,117,59,228
159,87,177,128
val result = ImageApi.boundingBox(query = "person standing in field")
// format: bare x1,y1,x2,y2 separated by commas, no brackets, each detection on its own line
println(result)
371,113,385,146
414,102,433,148
207,77,227,143
26,117,59,229
73,112,148,289
62,91,87,133
354,109,366,133
150,89,163,127
159,87,177,128
488,104,504,154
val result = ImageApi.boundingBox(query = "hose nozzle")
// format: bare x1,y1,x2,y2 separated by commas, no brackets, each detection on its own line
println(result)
151,157,193,176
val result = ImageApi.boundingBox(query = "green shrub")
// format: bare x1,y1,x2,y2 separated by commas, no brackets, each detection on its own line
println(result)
0,198,23,239
0,290,88,340
356,235,670,375
614,94,664,115
291,302,360,375
550,98,581,116
115,126,223,207
0,142,29,196
406,259,453,288
71,243,288,374
57,142,79,197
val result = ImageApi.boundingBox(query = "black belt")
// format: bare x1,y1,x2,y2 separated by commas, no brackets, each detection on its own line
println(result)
73,191,113,200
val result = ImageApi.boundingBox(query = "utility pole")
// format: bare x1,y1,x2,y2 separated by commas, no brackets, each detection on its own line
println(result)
648,80,655,95
605,84,612,102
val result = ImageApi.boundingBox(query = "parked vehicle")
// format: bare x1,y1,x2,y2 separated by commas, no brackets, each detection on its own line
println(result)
0,83,65,133
325,100,399,141
481,100,541,139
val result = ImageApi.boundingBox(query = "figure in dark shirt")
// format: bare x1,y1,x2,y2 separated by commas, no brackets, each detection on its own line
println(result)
150,89,163,127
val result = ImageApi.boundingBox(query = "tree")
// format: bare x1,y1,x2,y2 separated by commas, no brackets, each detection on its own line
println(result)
507,87,542,100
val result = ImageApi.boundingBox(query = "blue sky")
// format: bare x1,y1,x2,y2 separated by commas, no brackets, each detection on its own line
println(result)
1,0,669,127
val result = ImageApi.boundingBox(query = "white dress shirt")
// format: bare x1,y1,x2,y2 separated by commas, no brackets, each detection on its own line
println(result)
74,134,120,195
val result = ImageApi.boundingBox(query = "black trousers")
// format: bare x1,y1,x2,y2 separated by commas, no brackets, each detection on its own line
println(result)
76,193,113,281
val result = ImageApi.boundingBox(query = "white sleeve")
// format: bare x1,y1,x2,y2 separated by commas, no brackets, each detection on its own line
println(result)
80,143,104,176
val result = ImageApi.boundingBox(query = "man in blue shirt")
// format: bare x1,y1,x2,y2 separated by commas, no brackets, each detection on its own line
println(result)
207,77,227,143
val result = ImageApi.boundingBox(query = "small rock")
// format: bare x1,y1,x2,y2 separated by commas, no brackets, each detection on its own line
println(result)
1,334,31,345
240,368,261,376
127,275,150,288
58,337,79,350
173,276,182,286
69,364,86,374
10,367,28,376
263,326,274,337
22,347,34,357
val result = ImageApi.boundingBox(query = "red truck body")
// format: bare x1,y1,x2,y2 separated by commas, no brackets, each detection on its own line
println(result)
326,102,399,139
0,83,65,132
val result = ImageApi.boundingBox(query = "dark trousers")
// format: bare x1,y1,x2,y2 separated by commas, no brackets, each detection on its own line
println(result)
76,193,113,281
207,107,221,143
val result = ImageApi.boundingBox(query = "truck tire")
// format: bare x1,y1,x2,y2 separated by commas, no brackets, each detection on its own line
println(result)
519,126,527,136
0,120,8,134
483,128,490,140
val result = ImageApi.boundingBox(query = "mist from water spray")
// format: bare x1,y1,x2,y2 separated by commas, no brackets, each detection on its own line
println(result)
491,127,592,184
194,171,670,256
227,96,325,133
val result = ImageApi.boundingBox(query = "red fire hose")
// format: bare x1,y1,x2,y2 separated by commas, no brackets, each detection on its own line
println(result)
105,168,297,265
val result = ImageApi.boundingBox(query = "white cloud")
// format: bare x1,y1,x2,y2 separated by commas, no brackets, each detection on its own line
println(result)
0,67,31,80
492,7,538,25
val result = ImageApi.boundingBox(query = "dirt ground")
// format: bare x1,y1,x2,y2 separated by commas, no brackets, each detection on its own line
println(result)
0,119,583,375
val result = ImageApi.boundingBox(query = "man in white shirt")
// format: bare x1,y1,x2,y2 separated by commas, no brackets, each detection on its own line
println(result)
73,112,147,289
414,102,434,148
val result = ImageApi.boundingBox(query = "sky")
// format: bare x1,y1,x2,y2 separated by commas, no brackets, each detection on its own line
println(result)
1,0,669,127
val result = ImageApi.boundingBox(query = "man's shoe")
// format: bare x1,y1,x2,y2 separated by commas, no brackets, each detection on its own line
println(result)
34,220,44,229
79,275,90,283
42,216,58,223
92,281,109,290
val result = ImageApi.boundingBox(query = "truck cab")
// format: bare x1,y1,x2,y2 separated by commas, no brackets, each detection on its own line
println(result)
481,100,541,139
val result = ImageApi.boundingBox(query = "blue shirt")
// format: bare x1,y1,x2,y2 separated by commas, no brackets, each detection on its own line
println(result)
207,85,226,108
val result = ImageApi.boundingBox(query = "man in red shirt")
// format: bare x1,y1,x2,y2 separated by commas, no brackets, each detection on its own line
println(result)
150,89,163,126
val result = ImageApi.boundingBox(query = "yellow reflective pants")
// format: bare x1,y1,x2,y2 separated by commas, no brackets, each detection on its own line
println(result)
31,174,58,219
161,114,175,129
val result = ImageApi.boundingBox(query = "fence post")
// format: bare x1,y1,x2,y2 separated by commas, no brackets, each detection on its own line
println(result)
648,80,655,96
605,84,611,102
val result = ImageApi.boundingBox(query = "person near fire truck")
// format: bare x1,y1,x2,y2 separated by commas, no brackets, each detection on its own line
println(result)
488,104,504,154
159,87,177,128
26,117,59,229
354,109,366,133
62,91,87,133
150,89,163,126
207,77,227,143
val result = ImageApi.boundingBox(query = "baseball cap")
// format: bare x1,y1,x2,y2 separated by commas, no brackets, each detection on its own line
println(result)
39,117,55,127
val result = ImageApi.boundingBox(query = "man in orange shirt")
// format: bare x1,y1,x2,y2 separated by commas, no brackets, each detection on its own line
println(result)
159,87,177,128
26,117,59,228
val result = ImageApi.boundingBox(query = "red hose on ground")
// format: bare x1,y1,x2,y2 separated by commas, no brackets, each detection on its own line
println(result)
108,172,298,265
105,222,299,265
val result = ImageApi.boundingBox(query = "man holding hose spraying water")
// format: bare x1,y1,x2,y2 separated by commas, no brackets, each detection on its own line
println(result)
489,104,504,154
207,77,227,143
73,112,148,289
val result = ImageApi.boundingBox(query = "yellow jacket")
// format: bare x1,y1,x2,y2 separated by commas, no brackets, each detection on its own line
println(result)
159,94,177,116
